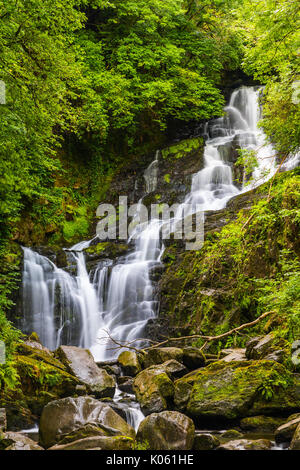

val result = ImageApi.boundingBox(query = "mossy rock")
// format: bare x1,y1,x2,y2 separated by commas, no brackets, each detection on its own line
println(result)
161,138,203,161
133,366,175,415
48,435,134,450
117,351,141,376
143,347,184,368
240,415,285,434
174,360,300,421
84,242,129,261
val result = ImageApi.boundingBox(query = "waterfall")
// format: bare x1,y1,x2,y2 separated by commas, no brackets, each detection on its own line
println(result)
21,86,277,356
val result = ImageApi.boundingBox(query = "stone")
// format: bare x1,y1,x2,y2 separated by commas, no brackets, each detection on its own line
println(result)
0,432,44,451
133,366,174,415
245,334,288,362
221,348,246,362
0,408,6,432
137,411,195,450
118,351,141,376
56,345,115,398
221,429,243,439
118,377,134,394
182,347,206,370
174,360,300,420
290,423,300,450
193,433,220,450
240,415,285,434
217,439,272,451
159,360,187,379
48,436,133,450
39,396,135,449
275,415,300,443
143,348,183,368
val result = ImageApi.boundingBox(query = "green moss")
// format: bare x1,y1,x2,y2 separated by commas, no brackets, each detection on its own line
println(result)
161,137,203,160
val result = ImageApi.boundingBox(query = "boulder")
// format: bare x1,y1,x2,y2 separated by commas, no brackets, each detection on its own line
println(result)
137,411,195,450
245,334,288,362
56,346,115,398
118,351,141,376
275,414,300,443
48,436,133,450
0,408,6,432
290,423,300,450
0,432,44,450
39,396,135,449
240,416,285,434
221,348,246,363
221,429,243,439
133,366,174,415
193,433,220,450
217,439,272,451
182,347,206,370
143,348,183,368
160,360,187,379
118,377,134,394
174,360,300,420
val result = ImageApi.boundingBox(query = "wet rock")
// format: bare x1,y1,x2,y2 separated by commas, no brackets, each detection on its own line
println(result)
118,351,141,376
143,348,183,368
174,360,300,420
240,416,285,434
102,364,121,377
133,366,174,415
193,433,220,450
182,347,206,370
137,411,195,450
83,242,129,262
118,377,134,394
221,429,243,439
275,414,300,444
160,360,187,379
290,423,300,450
56,346,116,398
48,435,133,450
39,396,135,448
0,432,44,450
217,438,272,451
0,408,6,432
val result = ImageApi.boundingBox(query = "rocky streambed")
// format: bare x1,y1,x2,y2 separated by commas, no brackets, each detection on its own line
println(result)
1,333,300,451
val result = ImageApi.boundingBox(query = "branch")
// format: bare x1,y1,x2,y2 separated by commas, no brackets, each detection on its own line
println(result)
99,311,275,355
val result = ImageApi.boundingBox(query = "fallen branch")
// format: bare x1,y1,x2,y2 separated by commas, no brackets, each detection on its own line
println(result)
98,311,275,355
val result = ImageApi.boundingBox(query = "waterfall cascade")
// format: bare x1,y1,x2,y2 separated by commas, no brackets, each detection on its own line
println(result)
21,86,278,359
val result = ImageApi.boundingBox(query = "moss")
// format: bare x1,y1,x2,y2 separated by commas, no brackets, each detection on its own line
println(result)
161,137,203,161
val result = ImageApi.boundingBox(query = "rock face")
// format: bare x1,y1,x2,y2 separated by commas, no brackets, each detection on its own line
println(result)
56,346,115,398
39,396,135,449
133,365,174,415
118,351,141,376
143,348,184,368
290,423,300,450
0,432,44,451
174,360,300,420
275,414,300,443
217,439,272,451
48,436,133,451
137,411,195,450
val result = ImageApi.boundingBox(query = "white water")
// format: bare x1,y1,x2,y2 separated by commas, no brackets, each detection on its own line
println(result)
22,86,279,357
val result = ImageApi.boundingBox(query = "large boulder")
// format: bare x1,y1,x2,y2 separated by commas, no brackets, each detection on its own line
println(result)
56,346,115,398
275,414,300,443
39,396,135,449
143,348,183,368
217,439,272,451
174,360,300,420
0,432,44,450
118,351,141,376
133,366,174,415
48,436,133,450
290,423,300,450
137,411,194,450
193,433,220,450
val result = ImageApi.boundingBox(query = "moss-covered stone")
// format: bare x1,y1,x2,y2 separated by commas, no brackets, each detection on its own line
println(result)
118,351,141,376
240,415,285,434
48,435,134,450
161,138,203,161
174,360,300,421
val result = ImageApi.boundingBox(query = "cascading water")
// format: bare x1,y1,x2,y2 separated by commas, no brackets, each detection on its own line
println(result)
21,86,277,357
